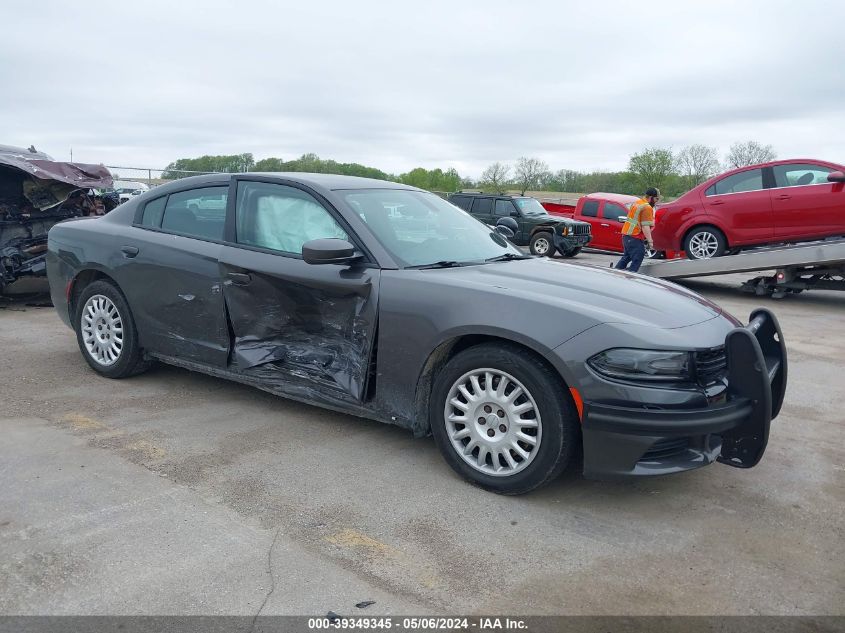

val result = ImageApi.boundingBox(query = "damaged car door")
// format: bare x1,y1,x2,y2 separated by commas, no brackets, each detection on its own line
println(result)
218,178,379,404
122,186,231,365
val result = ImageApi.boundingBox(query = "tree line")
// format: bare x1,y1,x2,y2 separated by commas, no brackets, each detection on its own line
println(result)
162,152,462,192
161,140,776,198
480,141,777,197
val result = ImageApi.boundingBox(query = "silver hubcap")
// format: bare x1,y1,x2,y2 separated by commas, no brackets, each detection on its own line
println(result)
444,369,542,477
81,295,124,366
645,248,657,259
533,237,550,255
688,231,719,259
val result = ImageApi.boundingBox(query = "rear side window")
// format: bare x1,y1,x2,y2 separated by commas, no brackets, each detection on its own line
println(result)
494,199,515,217
140,197,166,227
772,163,833,188
450,195,471,211
602,202,628,222
580,200,600,217
708,169,764,195
470,197,493,214
160,186,228,241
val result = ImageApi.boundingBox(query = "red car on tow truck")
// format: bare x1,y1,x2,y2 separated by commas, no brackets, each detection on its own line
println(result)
652,159,845,259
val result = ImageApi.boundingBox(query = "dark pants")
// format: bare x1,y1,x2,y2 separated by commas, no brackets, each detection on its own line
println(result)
615,235,646,272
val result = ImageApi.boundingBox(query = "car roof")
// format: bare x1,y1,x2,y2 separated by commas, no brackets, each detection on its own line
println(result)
583,192,639,204
148,172,423,194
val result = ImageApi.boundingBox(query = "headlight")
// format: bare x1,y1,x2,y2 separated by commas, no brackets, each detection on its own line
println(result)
588,348,692,382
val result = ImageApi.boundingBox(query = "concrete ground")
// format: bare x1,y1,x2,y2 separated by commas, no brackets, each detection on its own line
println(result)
0,258,843,616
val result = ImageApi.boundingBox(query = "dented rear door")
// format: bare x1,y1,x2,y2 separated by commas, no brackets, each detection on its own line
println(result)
218,179,379,404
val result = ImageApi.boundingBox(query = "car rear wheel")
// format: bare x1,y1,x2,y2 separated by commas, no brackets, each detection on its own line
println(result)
684,226,727,260
430,343,578,494
529,231,555,257
75,280,152,378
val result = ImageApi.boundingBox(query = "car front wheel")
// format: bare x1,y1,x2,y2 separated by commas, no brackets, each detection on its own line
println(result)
430,343,579,494
75,279,152,378
529,232,555,257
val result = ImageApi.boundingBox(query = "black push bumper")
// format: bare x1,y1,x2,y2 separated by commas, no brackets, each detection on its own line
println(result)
581,309,787,479
554,232,591,254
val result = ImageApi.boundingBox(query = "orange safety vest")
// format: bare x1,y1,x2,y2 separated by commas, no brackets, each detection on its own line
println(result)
621,198,655,238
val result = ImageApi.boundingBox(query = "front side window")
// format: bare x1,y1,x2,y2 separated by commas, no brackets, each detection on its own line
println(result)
602,202,628,222
160,186,227,240
708,169,764,196
772,163,833,188
235,181,348,255
340,189,521,267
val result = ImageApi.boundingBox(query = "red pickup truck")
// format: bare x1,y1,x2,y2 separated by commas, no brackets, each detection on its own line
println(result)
542,193,645,253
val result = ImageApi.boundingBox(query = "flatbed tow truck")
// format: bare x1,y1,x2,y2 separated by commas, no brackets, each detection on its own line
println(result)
638,238,845,298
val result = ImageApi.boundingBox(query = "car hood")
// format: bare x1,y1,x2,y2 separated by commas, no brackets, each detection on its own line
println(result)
526,214,585,225
423,258,727,330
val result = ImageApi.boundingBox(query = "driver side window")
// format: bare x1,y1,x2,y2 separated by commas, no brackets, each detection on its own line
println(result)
235,182,348,255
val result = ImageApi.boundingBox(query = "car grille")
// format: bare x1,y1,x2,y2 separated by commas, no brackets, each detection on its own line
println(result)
641,437,690,461
571,224,591,235
695,346,727,384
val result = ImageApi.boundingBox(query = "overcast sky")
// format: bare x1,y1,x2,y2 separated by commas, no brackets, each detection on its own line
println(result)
2,0,843,178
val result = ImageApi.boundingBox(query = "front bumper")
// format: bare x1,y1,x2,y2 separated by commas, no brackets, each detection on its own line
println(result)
554,232,591,253
581,308,787,479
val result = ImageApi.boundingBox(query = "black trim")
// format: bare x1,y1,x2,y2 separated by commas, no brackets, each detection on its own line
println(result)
582,309,787,476
585,400,751,436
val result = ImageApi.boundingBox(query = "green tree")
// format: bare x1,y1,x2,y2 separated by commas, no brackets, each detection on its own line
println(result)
628,147,675,193
162,153,255,179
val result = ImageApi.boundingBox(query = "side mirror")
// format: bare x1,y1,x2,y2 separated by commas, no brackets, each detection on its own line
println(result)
495,216,518,238
827,170,845,183
302,238,359,265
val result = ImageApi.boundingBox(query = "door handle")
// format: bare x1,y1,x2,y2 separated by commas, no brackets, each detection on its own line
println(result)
226,272,252,286
121,245,139,258
709,200,725,206
775,194,792,200
600,223,611,227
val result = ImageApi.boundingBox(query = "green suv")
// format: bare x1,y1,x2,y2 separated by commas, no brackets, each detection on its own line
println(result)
448,192,592,257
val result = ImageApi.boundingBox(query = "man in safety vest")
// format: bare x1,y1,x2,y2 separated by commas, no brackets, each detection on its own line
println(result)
615,187,659,273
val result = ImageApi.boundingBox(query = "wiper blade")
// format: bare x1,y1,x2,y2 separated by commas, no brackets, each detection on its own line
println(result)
485,253,532,262
407,260,464,269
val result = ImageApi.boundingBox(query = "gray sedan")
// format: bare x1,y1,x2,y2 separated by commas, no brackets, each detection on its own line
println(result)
46,173,787,493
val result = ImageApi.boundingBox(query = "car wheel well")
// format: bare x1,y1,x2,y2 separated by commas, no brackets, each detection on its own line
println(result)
413,334,570,436
69,270,121,317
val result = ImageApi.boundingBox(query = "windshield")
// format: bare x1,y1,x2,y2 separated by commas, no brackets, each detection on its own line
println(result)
339,189,522,267
514,197,548,217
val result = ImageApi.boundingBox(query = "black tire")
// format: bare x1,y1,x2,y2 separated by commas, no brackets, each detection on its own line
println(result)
683,225,727,260
529,231,555,257
560,247,582,258
430,343,579,494
74,279,152,378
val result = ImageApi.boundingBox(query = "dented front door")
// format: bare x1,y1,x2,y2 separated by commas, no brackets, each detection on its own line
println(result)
218,179,378,404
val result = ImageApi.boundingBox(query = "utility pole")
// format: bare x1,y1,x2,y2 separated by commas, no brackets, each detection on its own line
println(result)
70,148,73,163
